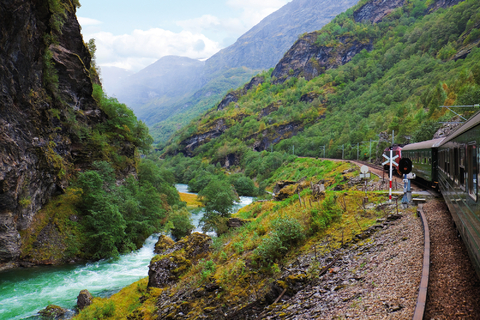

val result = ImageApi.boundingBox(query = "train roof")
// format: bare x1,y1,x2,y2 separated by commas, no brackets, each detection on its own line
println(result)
439,110,480,146
402,138,445,151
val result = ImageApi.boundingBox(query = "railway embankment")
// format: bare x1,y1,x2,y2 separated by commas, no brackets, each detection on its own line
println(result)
259,206,423,319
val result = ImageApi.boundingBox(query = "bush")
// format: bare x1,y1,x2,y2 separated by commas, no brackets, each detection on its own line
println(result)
229,173,258,196
254,217,304,264
311,193,342,233
169,208,194,239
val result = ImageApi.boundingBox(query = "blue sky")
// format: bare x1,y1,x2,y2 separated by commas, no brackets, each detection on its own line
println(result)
77,0,290,71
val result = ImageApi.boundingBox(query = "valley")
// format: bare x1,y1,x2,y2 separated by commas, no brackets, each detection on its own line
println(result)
1,0,480,319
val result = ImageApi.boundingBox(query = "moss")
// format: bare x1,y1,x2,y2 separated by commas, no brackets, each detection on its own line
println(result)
154,235,175,254
20,188,84,263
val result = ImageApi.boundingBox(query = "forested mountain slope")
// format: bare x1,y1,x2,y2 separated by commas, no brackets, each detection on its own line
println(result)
115,0,360,144
162,0,480,164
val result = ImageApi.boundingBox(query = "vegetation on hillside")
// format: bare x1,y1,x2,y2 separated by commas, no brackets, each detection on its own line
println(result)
145,67,259,145
75,159,402,319
162,0,480,161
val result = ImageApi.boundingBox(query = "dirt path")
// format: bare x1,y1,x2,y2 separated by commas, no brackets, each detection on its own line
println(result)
423,199,480,319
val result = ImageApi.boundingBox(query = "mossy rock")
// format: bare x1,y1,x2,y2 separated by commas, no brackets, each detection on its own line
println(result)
148,233,212,288
154,235,175,254
38,305,67,319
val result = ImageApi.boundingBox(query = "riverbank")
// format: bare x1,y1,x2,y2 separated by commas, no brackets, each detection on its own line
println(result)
0,184,253,320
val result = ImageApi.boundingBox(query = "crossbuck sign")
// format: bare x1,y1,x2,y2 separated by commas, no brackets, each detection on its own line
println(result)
382,150,398,202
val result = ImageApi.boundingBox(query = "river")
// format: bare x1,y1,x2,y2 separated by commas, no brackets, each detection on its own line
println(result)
0,184,253,320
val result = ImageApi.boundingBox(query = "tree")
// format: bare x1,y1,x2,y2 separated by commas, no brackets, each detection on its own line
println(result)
198,179,238,234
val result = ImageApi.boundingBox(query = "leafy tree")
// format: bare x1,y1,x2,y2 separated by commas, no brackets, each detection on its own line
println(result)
198,179,238,234
168,208,194,239
228,173,258,196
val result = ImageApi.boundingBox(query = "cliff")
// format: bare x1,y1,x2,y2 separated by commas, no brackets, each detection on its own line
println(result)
0,0,135,268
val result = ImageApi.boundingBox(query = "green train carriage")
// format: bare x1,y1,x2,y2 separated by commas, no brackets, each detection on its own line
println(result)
401,138,445,187
437,112,480,280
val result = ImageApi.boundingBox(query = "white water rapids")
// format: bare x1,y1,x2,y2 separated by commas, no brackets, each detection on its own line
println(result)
0,184,253,319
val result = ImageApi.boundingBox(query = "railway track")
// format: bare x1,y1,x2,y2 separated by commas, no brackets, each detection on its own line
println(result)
322,158,433,319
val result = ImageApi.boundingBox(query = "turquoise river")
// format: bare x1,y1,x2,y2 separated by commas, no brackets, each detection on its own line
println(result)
0,184,253,319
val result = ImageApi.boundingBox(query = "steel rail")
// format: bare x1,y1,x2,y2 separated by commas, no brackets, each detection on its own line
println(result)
413,204,430,320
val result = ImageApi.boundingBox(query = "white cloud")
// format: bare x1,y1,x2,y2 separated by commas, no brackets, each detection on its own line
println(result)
177,15,221,32
226,0,289,26
87,29,222,71
77,16,102,26
176,0,289,43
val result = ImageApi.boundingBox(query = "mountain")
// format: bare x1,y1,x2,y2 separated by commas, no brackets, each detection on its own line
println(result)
113,56,205,111
100,66,133,97
104,0,360,144
161,0,480,165
204,0,360,77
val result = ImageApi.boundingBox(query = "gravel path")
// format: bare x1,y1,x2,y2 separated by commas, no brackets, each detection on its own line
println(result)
261,208,424,319
423,200,480,319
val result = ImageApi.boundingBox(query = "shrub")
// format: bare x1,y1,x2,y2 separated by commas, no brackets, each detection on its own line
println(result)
311,193,342,233
254,217,304,264
169,208,194,239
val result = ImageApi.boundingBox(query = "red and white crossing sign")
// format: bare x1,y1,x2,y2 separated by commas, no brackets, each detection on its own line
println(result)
382,150,398,202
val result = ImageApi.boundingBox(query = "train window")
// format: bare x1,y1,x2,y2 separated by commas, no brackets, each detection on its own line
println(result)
449,148,453,176
454,148,459,185
467,144,477,201
459,146,465,188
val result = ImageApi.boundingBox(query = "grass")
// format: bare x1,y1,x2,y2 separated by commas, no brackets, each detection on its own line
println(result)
74,278,162,320
179,192,202,208
19,188,84,262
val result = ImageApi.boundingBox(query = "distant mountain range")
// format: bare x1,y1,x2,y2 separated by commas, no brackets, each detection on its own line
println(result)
102,0,359,143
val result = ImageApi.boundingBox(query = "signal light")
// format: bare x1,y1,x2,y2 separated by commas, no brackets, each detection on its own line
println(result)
399,158,412,174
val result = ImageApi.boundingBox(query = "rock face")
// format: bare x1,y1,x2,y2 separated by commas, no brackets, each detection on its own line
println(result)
271,32,373,82
148,233,212,288
0,1,129,268
353,0,405,23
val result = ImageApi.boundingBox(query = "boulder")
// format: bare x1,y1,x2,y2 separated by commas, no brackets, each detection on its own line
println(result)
148,233,212,288
38,305,67,319
273,180,297,194
227,218,246,229
77,289,93,310
154,235,175,254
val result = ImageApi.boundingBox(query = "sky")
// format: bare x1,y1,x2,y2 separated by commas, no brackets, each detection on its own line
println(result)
77,0,291,72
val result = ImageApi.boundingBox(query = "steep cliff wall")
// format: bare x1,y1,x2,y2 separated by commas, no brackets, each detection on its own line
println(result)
0,0,112,266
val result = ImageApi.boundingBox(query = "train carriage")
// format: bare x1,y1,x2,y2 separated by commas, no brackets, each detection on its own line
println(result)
401,138,444,187
437,111,480,279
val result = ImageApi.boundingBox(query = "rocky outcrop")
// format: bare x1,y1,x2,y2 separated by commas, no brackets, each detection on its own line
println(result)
271,33,373,83
217,91,241,111
248,121,305,152
148,233,212,288
300,92,320,104
258,101,281,119
353,0,405,23
180,119,227,157
38,305,67,319
217,77,265,111
77,289,93,310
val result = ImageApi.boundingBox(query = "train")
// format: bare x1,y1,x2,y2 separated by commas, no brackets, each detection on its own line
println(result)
389,112,480,280
382,145,403,173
